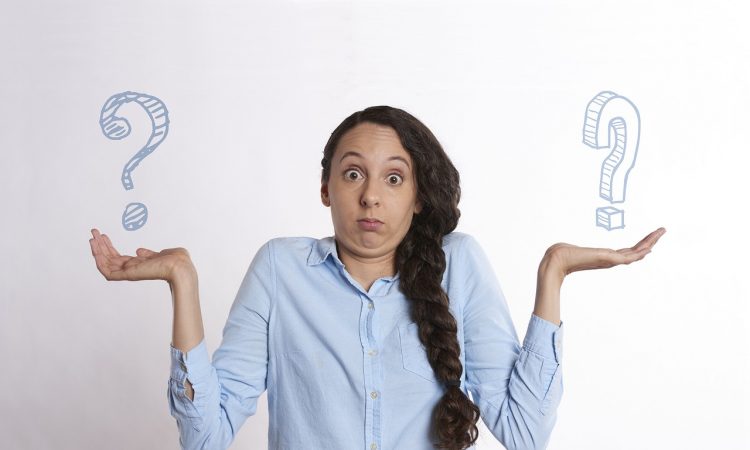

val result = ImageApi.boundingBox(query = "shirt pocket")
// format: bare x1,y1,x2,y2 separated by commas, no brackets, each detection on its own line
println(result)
397,321,438,383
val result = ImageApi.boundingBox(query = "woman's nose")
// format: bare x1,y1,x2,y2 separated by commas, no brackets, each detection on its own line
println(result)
360,179,380,207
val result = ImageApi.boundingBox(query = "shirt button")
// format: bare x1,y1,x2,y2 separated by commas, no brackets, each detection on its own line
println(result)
371,443,377,450
368,349,377,356
367,302,374,309
370,391,378,399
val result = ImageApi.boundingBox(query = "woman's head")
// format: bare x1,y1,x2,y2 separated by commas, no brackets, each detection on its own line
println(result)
320,106,480,450
320,106,462,256
320,121,422,264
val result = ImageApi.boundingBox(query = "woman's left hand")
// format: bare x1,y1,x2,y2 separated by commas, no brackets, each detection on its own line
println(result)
545,227,667,278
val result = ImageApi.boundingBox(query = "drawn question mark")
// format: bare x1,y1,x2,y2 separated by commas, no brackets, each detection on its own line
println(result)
582,91,640,231
99,91,170,231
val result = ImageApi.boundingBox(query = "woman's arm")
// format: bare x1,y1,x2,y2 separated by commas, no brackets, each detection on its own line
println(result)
533,226,667,327
533,255,564,327
166,240,274,450
169,262,205,401
458,233,563,450
462,228,664,449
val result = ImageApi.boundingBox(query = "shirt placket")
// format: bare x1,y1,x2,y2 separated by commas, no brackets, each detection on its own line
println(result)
359,279,394,450
360,290,383,450
333,255,388,450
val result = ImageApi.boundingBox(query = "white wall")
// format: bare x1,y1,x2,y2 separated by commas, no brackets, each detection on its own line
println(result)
1,0,747,448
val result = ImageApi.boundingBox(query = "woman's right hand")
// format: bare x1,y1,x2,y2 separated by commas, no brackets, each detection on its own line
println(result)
89,228,192,282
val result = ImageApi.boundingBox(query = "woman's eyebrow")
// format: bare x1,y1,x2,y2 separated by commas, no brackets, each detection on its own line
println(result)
339,151,411,169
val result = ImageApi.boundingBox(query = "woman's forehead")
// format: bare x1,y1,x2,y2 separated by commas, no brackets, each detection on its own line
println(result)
337,150,412,170
334,124,411,164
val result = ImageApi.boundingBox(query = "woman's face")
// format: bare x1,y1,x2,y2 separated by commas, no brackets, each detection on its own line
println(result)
321,122,422,264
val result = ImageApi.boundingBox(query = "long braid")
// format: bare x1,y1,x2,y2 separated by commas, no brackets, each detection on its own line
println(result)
397,205,480,450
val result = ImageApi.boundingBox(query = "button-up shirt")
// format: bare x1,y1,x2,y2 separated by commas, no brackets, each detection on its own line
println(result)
167,231,564,450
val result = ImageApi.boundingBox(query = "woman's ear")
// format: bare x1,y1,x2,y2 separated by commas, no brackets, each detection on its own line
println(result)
321,183,330,207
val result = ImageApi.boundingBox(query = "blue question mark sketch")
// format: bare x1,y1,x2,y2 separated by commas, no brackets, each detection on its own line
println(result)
581,91,640,231
99,91,170,231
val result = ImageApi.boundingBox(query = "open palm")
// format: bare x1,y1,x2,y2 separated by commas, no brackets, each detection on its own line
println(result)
89,228,190,282
548,227,666,277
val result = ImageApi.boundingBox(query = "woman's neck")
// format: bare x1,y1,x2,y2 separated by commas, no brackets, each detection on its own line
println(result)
335,240,396,290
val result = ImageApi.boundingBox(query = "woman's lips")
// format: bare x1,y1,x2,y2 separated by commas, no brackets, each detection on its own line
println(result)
357,219,383,231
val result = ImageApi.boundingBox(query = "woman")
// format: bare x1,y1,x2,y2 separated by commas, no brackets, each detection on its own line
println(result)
89,105,666,450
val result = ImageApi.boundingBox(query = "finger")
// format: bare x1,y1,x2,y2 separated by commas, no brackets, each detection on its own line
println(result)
90,231,109,266
613,247,650,265
648,227,666,242
632,248,652,263
137,248,155,257
89,230,102,257
101,233,122,258
622,246,651,257
632,231,658,250
90,237,106,274
91,229,114,259
632,228,665,252
651,227,667,246
123,254,145,266
90,229,103,254
90,238,115,278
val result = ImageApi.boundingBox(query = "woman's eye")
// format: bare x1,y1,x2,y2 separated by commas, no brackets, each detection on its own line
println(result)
344,169,362,181
387,174,403,185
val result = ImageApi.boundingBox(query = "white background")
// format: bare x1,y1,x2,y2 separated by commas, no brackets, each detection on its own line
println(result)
1,0,748,449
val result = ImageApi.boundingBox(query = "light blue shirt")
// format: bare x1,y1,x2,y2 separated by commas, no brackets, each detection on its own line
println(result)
167,231,564,450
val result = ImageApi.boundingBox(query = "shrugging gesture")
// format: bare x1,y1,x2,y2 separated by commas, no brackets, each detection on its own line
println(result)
547,227,667,278
533,226,667,326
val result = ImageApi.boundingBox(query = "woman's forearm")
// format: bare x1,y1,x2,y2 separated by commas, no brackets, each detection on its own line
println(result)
168,263,206,401
533,255,564,326
169,263,206,352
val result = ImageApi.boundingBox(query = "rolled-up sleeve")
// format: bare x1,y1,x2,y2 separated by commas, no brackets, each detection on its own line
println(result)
521,314,564,419
166,240,275,450
459,234,564,450
168,338,214,437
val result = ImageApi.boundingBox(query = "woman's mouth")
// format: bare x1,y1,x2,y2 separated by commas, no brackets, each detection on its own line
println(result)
357,219,383,231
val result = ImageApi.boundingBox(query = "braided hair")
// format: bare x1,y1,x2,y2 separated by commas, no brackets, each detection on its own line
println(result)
320,105,480,449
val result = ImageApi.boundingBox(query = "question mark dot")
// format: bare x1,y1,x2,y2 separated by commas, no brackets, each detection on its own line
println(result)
122,202,148,231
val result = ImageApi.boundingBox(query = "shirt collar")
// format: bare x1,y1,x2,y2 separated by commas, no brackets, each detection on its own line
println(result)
307,236,400,282
307,236,343,268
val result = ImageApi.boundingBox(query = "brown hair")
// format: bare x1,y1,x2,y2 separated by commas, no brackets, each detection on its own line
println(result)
320,105,480,449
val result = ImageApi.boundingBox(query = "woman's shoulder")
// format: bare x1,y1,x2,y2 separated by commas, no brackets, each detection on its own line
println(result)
262,236,324,254
442,231,490,266
442,230,478,250
260,235,334,266
265,235,321,247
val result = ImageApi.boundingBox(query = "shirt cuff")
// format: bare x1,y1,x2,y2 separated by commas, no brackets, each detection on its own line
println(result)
170,338,213,383
522,313,564,363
